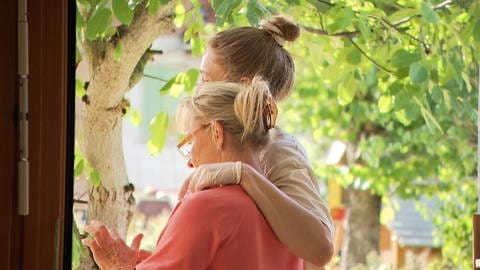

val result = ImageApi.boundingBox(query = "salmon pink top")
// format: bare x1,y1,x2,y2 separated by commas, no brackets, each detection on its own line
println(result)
136,185,302,270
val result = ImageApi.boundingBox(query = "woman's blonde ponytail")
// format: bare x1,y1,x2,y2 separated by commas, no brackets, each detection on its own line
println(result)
234,77,272,141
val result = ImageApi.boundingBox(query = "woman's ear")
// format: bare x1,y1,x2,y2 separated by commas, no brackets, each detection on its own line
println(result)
212,121,225,150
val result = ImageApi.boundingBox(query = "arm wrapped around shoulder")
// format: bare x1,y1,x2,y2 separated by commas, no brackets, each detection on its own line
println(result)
178,161,242,199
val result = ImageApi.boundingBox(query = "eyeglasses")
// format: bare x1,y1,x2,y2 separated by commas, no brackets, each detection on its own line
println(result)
176,125,209,160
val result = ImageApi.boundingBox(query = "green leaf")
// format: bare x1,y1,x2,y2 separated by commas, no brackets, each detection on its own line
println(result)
112,0,133,25
246,0,269,26
71,227,86,269
76,46,82,66
346,48,361,65
148,112,169,155
160,0,171,4
473,18,480,43
169,83,184,98
391,49,421,69
388,8,416,23
75,79,86,98
88,169,101,187
190,37,205,56
184,68,200,93
337,73,356,105
442,89,452,111
97,0,109,8
213,0,242,26
129,108,143,126
174,2,186,28
76,8,84,31
306,0,332,12
160,77,176,92
413,96,444,134
85,7,112,41
104,26,117,39
148,0,160,16
114,42,123,62
420,1,439,24
322,64,346,84
327,6,354,33
394,109,412,126
72,236,80,268
409,62,428,84
378,95,393,113
183,21,201,43
357,20,371,40
74,159,85,178
430,86,442,103
462,72,472,93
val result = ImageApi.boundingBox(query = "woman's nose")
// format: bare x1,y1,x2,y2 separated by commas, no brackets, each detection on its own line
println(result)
187,159,194,168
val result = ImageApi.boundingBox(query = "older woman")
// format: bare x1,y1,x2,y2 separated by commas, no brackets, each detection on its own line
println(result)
83,78,302,269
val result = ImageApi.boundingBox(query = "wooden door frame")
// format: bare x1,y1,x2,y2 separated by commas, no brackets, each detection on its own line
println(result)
0,1,21,268
0,1,74,269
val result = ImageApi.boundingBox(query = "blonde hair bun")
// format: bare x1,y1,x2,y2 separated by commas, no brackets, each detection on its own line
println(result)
260,15,300,45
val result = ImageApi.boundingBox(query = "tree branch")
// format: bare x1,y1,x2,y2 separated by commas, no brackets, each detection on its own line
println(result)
86,2,176,108
389,0,453,26
143,74,170,83
349,39,396,74
301,24,358,38
304,0,453,47
380,17,430,52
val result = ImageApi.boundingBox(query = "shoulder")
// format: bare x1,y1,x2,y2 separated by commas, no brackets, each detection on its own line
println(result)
260,127,311,171
179,185,255,216
264,127,308,158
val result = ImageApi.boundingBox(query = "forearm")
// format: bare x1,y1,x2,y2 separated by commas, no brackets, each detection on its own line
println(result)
240,164,334,266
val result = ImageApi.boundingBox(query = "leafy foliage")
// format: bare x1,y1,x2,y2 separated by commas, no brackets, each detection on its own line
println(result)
181,0,478,267
74,142,101,187
74,0,478,268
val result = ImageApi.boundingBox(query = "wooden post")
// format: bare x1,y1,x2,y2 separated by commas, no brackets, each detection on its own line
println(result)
474,214,480,269
475,64,480,269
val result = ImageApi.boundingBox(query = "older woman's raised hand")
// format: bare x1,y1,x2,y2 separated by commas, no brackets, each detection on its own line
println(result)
82,220,143,270
178,161,242,199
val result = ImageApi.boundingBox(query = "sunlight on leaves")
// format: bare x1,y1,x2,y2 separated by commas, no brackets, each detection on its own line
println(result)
148,112,169,155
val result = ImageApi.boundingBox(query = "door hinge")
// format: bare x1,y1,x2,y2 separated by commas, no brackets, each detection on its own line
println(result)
18,0,29,216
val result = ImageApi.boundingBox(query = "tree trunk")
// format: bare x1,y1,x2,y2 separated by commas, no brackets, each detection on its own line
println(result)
78,105,135,270
83,106,135,234
77,3,175,269
340,187,381,269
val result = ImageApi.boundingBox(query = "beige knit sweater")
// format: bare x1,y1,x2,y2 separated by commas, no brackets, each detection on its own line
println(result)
240,127,335,269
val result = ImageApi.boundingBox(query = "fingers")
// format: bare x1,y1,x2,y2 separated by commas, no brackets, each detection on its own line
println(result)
130,233,144,250
110,228,121,241
81,237,96,250
84,220,115,249
82,238,103,258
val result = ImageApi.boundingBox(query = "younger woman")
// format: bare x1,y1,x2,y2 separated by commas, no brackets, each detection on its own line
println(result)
180,15,335,268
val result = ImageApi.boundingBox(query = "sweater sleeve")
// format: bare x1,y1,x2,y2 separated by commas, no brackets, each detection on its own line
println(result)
239,128,335,267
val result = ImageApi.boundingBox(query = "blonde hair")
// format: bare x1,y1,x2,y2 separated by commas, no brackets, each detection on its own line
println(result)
177,77,273,146
208,15,300,101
